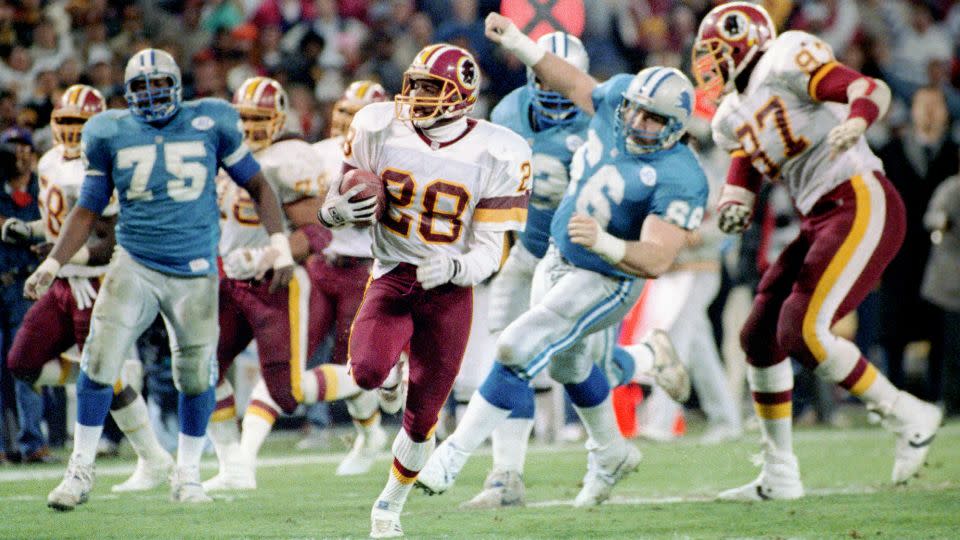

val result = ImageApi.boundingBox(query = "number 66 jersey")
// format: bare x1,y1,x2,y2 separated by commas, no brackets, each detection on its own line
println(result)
343,101,532,278
711,30,883,215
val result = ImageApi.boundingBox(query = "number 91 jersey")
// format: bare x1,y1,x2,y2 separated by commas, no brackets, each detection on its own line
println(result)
551,74,709,279
80,98,260,276
343,102,532,277
711,30,883,215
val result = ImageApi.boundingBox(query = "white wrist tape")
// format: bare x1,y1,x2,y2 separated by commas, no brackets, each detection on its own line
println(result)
67,245,90,266
27,219,45,240
592,229,627,264
270,233,294,267
39,257,61,276
500,24,545,67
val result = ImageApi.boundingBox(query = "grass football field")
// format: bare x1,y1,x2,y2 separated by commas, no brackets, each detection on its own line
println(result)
1,420,958,539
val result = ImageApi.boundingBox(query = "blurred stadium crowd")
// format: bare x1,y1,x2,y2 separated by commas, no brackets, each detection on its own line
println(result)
1,0,959,461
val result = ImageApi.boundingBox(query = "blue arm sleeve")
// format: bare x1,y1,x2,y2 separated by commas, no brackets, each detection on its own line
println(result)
77,174,115,214
78,117,115,213
212,100,261,186
591,74,633,114
649,155,709,231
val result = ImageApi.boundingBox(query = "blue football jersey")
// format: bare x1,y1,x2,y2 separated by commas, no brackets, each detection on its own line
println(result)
78,98,260,276
551,74,709,279
491,86,589,258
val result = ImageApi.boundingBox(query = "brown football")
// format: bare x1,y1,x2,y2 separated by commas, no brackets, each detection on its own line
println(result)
340,169,385,221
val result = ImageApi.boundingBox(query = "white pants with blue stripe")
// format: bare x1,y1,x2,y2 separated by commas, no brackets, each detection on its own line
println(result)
81,246,219,395
496,245,642,385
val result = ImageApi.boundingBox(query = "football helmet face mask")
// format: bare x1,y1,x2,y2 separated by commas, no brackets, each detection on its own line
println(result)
395,44,479,128
233,77,288,151
528,32,589,129
617,67,695,155
331,80,387,138
691,2,776,98
52,84,105,159
124,48,183,123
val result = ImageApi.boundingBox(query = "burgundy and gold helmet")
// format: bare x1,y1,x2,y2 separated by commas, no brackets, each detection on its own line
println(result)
691,2,776,99
330,80,387,138
52,84,105,158
232,76,288,151
395,44,480,127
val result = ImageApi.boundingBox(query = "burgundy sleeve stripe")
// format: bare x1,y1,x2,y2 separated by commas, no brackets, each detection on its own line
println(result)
476,192,530,210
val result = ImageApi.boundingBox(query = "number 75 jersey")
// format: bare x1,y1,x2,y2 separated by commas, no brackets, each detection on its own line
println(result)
80,98,259,276
343,102,531,277
711,30,883,215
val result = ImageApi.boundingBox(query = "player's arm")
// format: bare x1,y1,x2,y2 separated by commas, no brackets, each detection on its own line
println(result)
567,214,687,279
417,229,505,290
809,62,891,157
485,13,597,114
242,172,295,292
284,196,329,261
86,214,117,266
0,217,44,245
716,152,765,234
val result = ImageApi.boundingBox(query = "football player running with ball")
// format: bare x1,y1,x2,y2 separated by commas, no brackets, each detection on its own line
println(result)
317,44,531,538
428,13,708,509
5,84,173,493
692,2,941,500
32,49,293,510
417,31,690,509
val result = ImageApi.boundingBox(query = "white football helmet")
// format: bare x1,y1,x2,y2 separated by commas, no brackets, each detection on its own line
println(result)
124,48,183,123
618,67,694,155
527,32,589,128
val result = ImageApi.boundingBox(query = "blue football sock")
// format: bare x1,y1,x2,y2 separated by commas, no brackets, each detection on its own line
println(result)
178,386,215,437
76,371,114,427
479,363,534,417
564,364,610,408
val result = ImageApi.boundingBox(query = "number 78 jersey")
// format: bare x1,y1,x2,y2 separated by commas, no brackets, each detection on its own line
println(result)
711,30,883,215
343,102,531,276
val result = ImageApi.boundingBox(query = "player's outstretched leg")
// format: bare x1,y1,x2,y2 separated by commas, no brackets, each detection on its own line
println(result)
202,380,253,492
458,415,533,509
109,384,174,492
338,390,387,476
619,329,691,403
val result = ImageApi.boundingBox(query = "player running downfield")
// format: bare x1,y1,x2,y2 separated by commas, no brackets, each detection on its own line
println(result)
4,85,173,493
419,14,709,510
317,43,531,538
29,48,293,510
691,2,942,500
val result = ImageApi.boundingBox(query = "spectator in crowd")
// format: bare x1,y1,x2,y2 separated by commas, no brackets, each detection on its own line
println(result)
878,86,958,399
878,1,953,101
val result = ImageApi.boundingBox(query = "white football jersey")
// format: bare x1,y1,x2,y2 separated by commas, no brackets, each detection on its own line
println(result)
313,135,373,259
37,144,118,278
344,102,531,277
218,138,322,255
712,31,883,214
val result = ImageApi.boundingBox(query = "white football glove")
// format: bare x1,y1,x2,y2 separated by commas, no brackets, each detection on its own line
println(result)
416,255,462,290
67,276,98,310
484,13,545,67
1,218,41,244
23,258,60,300
318,184,378,228
269,233,294,271
716,185,757,235
827,117,867,158
223,246,277,280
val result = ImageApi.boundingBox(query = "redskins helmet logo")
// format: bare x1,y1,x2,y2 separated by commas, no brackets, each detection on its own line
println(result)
719,11,750,41
457,57,478,90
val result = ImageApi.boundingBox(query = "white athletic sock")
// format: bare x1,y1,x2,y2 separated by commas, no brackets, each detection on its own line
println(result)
748,362,794,456
71,424,104,466
447,392,512,454
301,364,363,403
492,418,534,474
239,381,280,462
177,433,206,468
110,393,167,461
375,429,434,513
572,395,621,449
35,359,72,387
623,343,655,380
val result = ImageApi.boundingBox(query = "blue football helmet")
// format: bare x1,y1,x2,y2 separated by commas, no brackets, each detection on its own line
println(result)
527,32,589,128
124,48,183,123
617,67,694,155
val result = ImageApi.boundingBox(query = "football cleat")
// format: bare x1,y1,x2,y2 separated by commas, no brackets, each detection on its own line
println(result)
370,500,403,538
378,354,408,415
170,466,213,503
415,440,471,495
47,458,94,511
874,391,943,484
459,469,525,509
647,329,691,403
717,447,804,501
202,456,256,492
111,452,174,492
337,424,388,476
573,441,642,507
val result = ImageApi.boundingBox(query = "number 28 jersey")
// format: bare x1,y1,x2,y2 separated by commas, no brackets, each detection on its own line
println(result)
551,74,709,279
343,102,532,278
79,99,260,276
711,30,883,215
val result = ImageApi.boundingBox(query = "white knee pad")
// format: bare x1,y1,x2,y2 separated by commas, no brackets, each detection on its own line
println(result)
172,345,217,395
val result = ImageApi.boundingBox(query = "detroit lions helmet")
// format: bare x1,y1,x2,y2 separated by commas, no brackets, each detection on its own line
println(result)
124,48,183,123
528,32,589,128
618,67,694,155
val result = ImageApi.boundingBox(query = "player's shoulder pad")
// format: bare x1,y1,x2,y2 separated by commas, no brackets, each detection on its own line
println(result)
82,109,125,140
37,146,60,170
490,86,527,126
766,30,833,68
481,120,531,163
352,102,394,133
261,138,317,164
654,144,709,191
